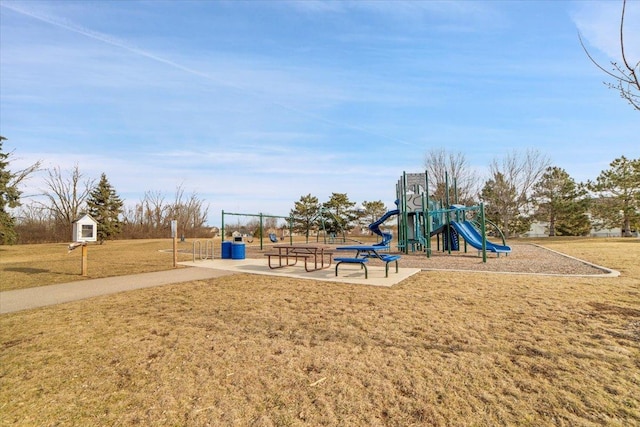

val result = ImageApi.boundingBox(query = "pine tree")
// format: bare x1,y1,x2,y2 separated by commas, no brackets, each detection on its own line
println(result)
0,137,40,244
362,200,387,228
588,156,640,237
532,167,591,236
0,138,19,244
86,173,124,243
289,194,320,242
480,172,529,238
322,193,358,234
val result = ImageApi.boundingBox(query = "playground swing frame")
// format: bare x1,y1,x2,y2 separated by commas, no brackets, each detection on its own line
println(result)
221,210,294,250
310,207,365,245
311,207,347,244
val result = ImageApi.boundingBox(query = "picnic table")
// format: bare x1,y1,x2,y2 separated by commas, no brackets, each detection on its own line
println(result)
335,245,401,278
264,244,334,272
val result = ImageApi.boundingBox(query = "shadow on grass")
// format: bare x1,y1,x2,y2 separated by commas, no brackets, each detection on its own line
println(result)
3,267,50,274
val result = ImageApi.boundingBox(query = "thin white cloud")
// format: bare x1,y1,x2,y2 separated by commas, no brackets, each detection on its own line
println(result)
572,0,640,60
3,1,639,227
1,1,419,147
286,0,503,28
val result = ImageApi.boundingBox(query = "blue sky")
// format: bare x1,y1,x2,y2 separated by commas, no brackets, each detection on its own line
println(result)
1,0,638,227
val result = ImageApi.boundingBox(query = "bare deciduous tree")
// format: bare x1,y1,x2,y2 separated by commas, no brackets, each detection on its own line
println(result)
579,0,639,110
482,149,550,237
121,185,209,238
424,148,479,205
143,190,169,232
13,202,55,243
40,165,94,235
119,191,165,238
168,184,209,238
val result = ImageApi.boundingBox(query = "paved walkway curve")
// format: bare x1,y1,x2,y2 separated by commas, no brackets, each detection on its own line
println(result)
0,267,235,315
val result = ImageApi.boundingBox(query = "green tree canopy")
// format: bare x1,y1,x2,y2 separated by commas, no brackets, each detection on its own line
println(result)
0,137,41,244
532,166,591,236
480,172,528,238
588,156,640,236
322,193,357,234
86,173,124,243
290,194,320,242
361,200,387,228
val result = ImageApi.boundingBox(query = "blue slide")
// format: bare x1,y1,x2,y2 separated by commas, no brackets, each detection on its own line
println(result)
369,209,399,246
450,221,511,254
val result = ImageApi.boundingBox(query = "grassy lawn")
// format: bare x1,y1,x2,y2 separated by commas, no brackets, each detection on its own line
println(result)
0,239,199,292
1,238,639,425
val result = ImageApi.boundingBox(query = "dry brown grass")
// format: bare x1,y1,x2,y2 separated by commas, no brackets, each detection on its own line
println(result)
0,239,198,292
1,238,639,426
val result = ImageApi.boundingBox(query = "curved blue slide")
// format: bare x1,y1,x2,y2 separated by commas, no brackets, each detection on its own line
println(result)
450,221,511,254
369,209,399,246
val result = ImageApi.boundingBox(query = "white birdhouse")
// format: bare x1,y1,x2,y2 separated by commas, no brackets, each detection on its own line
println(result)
72,213,98,242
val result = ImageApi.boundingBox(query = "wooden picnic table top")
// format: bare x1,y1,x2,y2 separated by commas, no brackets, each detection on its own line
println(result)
267,244,334,271
273,244,333,252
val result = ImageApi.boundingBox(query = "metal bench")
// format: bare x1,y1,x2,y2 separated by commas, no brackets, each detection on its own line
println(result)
335,257,369,279
380,255,401,277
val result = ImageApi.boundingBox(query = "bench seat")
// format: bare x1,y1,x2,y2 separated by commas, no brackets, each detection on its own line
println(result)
380,255,401,277
263,251,311,258
264,252,311,269
334,257,369,279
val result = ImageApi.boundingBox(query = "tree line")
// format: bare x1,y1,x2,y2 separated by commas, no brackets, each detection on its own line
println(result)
1,137,639,245
286,149,639,240
427,149,639,238
3,2,638,245
1,138,210,244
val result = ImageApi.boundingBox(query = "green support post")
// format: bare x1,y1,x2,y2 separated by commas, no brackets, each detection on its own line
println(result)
425,171,431,258
453,177,458,206
402,172,409,254
221,210,225,242
259,213,263,250
480,203,487,263
288,217,293,245
445,172,451,255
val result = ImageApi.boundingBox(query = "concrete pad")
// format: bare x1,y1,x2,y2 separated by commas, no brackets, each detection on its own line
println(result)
179,258,421,287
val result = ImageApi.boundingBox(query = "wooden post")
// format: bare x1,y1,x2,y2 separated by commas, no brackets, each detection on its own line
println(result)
81,244,88,276
171,219,178,268
173,235,178,268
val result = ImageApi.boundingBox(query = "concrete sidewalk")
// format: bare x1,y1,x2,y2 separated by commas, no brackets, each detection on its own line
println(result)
1,259,421,315
0,267,236,315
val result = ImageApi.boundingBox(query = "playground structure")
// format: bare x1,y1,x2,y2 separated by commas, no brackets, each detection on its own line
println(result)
217,170,510,264
387,171,511,263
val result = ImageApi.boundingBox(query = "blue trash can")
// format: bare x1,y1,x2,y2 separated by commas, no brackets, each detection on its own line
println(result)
231,242,245,260
221,241,232,259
